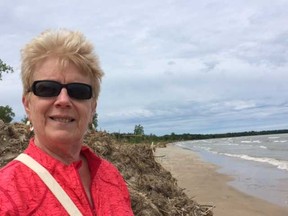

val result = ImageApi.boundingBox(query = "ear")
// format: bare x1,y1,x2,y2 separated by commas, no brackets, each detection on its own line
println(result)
22,95,31,119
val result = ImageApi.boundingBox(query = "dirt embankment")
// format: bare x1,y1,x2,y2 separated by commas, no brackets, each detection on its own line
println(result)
0,120,213,216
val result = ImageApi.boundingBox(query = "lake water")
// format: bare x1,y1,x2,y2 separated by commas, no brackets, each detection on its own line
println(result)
175,133,288,207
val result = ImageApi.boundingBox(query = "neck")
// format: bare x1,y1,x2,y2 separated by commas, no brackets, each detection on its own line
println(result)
34,136,82,164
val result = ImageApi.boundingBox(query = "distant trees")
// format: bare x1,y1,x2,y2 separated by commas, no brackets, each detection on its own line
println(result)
0,105,15,123
134,124,144,136
0,59,14,80
88,113,98,131
92,113,98,129
0,59,15,123
21,115,29,124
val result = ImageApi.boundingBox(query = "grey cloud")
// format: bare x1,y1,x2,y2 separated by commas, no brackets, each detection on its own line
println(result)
1,0,288,135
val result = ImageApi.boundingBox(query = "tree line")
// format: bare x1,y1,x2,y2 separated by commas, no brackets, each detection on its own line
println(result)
113,127,288,144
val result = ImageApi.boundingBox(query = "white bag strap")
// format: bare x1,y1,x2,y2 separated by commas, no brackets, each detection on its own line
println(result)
15,153,83,216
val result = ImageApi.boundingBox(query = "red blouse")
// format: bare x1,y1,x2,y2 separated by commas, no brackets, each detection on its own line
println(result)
0,139,134,216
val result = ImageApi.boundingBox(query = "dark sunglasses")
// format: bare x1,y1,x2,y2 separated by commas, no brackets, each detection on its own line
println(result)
28,80,93,100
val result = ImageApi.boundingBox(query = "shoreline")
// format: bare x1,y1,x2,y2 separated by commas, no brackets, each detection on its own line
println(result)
155,144,288,216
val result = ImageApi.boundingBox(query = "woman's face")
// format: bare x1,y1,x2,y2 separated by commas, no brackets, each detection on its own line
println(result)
23,57,96,147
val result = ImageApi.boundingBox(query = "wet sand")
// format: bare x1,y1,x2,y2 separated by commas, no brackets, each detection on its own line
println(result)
155,144,288,216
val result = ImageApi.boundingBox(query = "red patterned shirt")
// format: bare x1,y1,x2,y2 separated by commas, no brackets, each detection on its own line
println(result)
0,139,133,215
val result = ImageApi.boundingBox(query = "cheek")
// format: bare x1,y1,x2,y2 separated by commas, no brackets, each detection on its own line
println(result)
82,102,95,121
76,103,93,126
30,108,42,124
28,100,49,124
83,107,93,123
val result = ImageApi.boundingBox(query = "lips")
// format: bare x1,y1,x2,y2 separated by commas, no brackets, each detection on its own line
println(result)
50,116,75,123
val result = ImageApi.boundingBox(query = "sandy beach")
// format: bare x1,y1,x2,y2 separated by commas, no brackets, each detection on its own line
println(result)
155,144,288,216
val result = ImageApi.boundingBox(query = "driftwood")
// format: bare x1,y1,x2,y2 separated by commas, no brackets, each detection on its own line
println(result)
0,120,213,216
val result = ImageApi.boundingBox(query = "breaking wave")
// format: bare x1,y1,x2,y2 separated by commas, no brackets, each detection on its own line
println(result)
220,153,288,172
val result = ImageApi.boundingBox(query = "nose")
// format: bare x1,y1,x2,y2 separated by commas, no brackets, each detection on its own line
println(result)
54,88,72,107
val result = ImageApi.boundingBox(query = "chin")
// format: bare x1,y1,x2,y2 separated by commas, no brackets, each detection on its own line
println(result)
49,131,80,143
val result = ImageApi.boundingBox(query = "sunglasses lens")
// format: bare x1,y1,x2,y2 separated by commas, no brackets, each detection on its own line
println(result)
67,83,92,99
31,81,92,100
33,81,61,97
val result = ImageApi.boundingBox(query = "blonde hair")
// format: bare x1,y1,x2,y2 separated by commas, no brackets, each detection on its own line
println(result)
21,29,104,100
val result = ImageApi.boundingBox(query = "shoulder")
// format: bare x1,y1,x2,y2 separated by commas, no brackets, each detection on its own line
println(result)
0,160,34,211
0,159,43,192
0,160,28,182
0,158,46,198
84,147,127,184
82,146,129,189
82,146,123,176
95,154,125,182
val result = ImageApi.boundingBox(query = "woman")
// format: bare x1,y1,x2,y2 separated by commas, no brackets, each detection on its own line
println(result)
0,29,134,215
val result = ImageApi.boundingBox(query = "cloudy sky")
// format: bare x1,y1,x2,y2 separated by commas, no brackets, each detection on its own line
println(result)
1,0,288,135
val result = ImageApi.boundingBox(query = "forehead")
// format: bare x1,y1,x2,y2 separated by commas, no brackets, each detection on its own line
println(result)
33,57,90,81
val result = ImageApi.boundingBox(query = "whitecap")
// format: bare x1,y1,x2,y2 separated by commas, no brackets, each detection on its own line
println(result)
241,141,252,143
220,153,288,172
